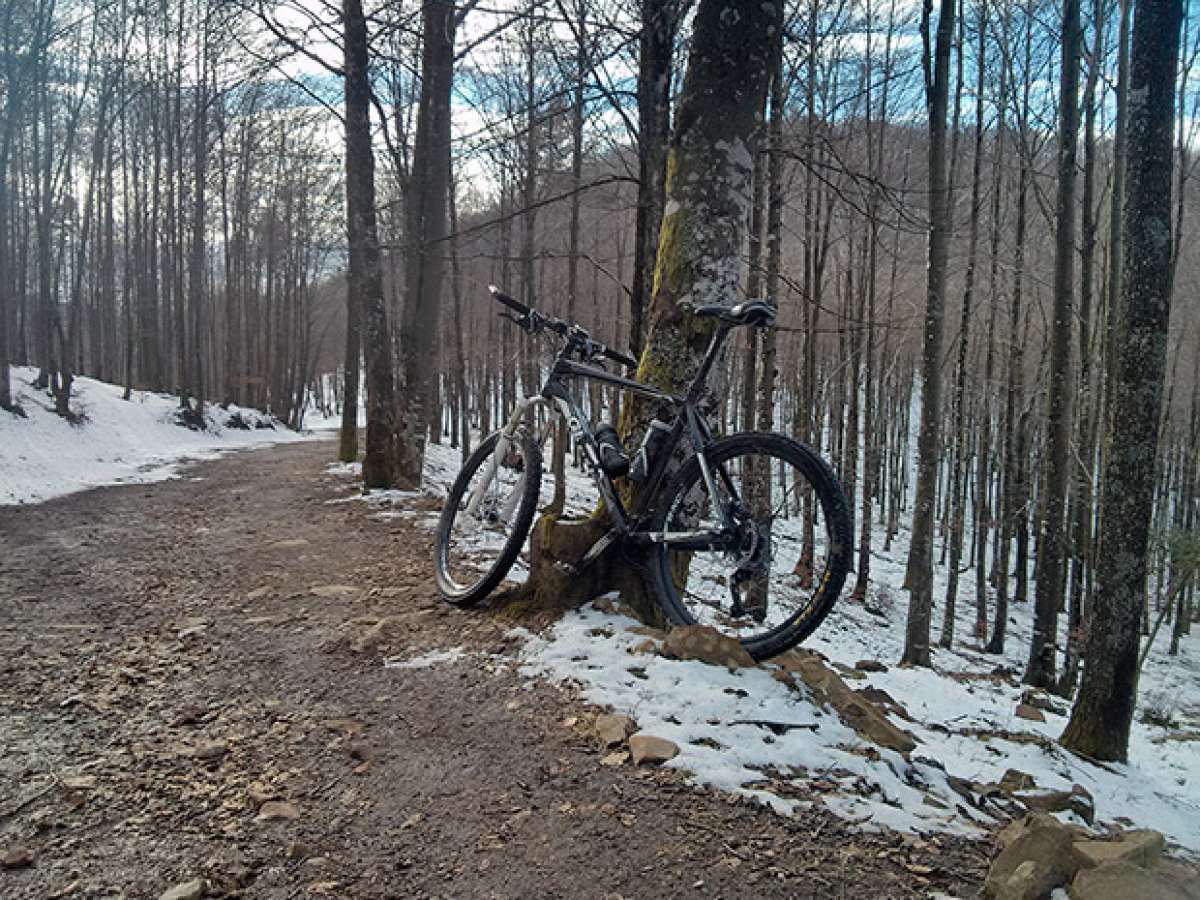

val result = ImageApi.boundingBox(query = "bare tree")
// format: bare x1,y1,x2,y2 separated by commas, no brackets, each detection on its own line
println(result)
1061,0,1183,763
628,0,682,357
393,0,459,487
901,0,957,667
1026,0,1081,689
344,0,399,487
940,0,990,649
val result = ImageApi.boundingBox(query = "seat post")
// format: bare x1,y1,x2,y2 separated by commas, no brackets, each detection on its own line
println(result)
687,321,735,404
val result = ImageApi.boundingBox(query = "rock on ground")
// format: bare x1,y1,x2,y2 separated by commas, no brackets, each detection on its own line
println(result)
629,734,680,765
594,713,636,748
985,811,1196,900
1071,860,1200,900
983,813,1087,899
774,650,916,753
159,879,205,900
661,625,756,670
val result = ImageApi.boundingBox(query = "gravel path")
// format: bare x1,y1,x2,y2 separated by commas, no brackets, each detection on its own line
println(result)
0,439,988,899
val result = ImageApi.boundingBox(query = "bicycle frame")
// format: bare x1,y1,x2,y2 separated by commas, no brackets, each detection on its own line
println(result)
467,320,743,553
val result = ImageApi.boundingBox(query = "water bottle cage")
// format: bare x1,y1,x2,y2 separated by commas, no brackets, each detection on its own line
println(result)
593,425,630,478
628,420,672,483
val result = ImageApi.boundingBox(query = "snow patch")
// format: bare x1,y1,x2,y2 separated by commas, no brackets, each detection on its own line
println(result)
0,366,319,506
384,647,468,669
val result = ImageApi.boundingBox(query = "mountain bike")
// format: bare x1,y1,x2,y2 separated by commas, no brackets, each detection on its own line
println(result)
433,285,852,661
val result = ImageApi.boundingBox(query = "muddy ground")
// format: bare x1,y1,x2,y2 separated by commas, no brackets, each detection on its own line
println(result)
0,440,989,899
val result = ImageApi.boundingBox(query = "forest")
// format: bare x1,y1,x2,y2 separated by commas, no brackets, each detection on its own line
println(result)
1,0,1197,769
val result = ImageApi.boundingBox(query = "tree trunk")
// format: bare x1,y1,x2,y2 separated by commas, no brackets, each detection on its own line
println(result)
740,138,766,435
448,173,470,462
987,2,1031,655
345,0,399,488
394,0,457,488
0,40,20,414
940,0,989,649
629,0,678,357
188,46,209,420
1060,0,1182,763
1103,0,1132,428
1026,0,1081,689
338,289,361,462
1060,0,1105,697
902,0,956,667
756,28,784,440
975,25,1007,641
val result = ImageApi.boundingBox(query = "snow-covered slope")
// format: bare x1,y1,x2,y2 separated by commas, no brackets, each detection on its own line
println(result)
0,366,319,506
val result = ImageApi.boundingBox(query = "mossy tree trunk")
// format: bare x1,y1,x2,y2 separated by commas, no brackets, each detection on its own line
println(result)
1060,0,1182,763
504,0,782,622
628,1,680,359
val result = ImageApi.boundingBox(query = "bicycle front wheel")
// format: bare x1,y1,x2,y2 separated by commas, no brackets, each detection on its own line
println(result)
434,429,543,606
647,432,852,661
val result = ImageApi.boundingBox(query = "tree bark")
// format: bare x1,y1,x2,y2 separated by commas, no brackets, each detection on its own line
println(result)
394,0,457,488
940,0,989,649
0,9,23,414
1061,0,1182,763
1060,0,1105,697
975,16,1007,642
852,0,895,604
629,0,679,357
902,0,956,667
1026,0,1081,689
344,0,399,488
987,1,1031,655
187,37,210,420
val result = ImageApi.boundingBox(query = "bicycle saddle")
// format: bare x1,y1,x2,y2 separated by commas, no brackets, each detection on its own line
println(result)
692,300,777,327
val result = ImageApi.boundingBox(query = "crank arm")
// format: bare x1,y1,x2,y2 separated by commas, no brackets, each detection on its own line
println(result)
553,529,623,577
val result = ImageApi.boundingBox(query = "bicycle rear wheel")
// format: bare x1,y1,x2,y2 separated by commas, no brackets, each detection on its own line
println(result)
646,432,851,661
434,429,543,606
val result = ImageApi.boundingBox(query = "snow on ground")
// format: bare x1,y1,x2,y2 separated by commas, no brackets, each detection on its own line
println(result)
384,647,468,669
329,434,1200,855
516,591,1200,852
0,366,319,506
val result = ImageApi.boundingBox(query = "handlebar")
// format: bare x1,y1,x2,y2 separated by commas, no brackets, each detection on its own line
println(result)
489,285,530,317
489,284,638,370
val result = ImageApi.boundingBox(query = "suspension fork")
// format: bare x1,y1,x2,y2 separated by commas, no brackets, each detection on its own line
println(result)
465,396,550,518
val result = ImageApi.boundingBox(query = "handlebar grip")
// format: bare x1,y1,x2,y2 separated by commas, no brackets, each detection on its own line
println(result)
489,284,530,316
604,346,639,370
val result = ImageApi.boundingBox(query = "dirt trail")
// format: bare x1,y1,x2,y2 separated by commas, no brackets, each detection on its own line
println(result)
0,440,986,899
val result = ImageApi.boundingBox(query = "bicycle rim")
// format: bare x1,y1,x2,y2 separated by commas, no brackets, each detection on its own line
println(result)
435,431,540,602
651,434,851,659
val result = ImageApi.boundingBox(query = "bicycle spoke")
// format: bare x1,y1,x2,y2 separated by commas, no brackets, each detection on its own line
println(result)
434,431,544,604
650,434,851,659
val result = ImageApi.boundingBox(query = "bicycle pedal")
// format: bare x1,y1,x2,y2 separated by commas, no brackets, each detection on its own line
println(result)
553,561,579,576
